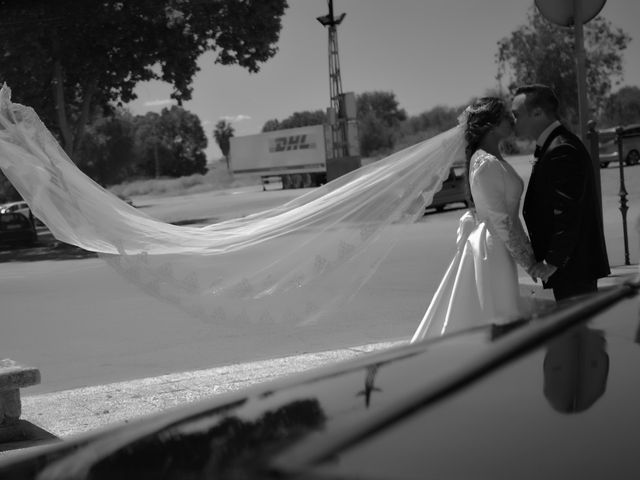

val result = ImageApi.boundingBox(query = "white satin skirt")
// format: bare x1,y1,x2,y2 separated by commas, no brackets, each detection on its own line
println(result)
411,211,525,342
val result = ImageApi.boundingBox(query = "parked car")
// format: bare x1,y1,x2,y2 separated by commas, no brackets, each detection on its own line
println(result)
0,200,30,217
598,124,640,168
0,211,37,246
426,164,470,213
1,278,638,479
0,200,41,226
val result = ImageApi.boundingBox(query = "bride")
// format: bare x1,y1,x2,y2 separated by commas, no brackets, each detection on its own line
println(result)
0,84,546,336
411,97,553,342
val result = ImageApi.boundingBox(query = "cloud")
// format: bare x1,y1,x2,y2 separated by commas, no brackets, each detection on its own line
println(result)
220,114,252,123
144,99,174,107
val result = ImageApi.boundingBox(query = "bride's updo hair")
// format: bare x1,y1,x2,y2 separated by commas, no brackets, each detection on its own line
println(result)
463,96,507,161
462,97,508,205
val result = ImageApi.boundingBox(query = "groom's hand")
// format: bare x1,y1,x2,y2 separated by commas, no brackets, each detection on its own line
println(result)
534,261,557,282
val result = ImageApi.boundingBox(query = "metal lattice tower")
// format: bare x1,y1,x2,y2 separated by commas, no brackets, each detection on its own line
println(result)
317,0,347,159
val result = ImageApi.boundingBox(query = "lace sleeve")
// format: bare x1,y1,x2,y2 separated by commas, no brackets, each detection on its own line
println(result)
472,155,536,272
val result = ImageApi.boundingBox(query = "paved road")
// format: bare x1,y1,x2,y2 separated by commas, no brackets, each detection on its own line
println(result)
0,156,637,395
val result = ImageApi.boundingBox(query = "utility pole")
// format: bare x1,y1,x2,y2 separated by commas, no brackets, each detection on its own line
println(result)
153,122,160,179
573,0,589,141
317,0,348,160
535,0,606,142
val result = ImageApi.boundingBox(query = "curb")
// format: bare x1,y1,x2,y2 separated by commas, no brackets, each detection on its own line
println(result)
20,340,405,440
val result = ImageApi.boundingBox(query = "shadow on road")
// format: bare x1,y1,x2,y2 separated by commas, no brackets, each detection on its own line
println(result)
0,218,216,263
0,231,98,263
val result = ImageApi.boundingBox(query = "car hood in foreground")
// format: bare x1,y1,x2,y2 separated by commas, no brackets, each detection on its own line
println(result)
1,281,639,480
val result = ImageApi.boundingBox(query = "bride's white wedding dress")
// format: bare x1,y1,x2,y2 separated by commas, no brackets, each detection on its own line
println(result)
411,150,536,342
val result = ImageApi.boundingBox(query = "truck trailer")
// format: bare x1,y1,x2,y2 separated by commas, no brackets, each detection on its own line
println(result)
229,124,360,189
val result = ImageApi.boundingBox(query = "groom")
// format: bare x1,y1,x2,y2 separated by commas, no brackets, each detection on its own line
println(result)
511,84,610,301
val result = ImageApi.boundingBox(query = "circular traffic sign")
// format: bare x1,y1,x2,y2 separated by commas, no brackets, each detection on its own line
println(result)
535,0,606,26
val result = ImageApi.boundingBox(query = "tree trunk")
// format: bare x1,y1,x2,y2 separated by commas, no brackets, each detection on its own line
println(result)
50,30,74,157
71,76,99,159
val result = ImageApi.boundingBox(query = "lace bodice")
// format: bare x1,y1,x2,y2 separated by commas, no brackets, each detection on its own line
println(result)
470,150,535,272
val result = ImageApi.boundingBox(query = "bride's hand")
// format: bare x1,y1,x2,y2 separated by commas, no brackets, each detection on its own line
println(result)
540,262,557,282
527,263,540,283
529,261,557,283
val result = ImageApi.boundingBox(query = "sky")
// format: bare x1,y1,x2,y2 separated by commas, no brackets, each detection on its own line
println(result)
126,0,640,160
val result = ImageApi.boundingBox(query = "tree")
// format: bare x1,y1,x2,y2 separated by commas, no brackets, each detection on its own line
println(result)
403,105,460,136
358,114,394,157
601,86,640,127
357,91,407,128
356,91,407,157
214,120,235,168
134,106,208,178
261,110,326,132
76,109,136,186
261,119,281,132
0,0,288,159
496,7,630,125
133,112,165,179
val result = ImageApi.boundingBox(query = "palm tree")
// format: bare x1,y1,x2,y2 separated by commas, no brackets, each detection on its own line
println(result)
213,120,235,169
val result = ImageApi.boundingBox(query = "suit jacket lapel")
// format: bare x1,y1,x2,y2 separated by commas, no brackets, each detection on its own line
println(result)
538,124,565,160
525,124,563,215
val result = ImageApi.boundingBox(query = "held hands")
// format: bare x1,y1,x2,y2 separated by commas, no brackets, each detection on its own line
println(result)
528,261,557,283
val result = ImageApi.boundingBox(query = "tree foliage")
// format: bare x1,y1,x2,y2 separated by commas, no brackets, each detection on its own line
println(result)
76,109,136,186
496,7,630,124
402,105,460,137
134,106,208,178
261,110,326,132
356,91,407,157
601,86,640,127
357,91,407,127
0,0,288,159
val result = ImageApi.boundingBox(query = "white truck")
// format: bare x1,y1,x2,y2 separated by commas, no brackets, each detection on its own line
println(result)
229,124,360,189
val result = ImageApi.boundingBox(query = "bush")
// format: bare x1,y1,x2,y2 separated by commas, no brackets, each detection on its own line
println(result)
108,162,262,199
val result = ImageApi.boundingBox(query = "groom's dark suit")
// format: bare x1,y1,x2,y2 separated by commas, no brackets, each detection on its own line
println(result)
523,124,610,300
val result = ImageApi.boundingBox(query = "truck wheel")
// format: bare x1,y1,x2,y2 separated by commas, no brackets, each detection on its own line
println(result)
292,174,303,189
302,173,312,188
626,150,639,166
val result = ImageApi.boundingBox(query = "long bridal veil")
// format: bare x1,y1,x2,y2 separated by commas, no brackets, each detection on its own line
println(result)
0,84,465,326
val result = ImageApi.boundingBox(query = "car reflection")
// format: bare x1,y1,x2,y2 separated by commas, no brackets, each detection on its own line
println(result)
543,326,609,414
28,399,324,480
356,364,383,408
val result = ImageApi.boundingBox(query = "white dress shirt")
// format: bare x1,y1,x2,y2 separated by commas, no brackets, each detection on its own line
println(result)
536,120,562,149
